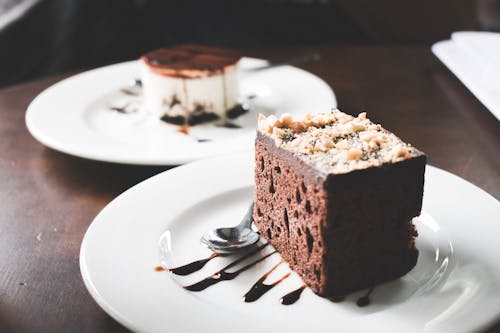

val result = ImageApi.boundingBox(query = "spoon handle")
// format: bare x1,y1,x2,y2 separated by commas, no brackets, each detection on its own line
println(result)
240,202,255,229
243,53,320,72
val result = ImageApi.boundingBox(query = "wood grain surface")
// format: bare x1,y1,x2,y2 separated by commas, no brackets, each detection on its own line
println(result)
0,45,499,333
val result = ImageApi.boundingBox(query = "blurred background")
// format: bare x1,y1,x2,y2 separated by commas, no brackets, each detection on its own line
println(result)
1,0,499,88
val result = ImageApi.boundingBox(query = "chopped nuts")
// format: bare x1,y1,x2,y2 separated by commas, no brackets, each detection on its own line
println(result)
395,147,407,157
359,131,376,142
320,136,335,148
336,139,349,150
368,141,379,150
280,113,293,126
272,127,286,138
351,123,366,132
346,148,362,160
257,109,418,174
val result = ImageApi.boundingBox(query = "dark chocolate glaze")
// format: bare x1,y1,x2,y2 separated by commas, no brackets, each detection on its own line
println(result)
226,104,249,119
161,114,185,126
356,287,374,307
243,260,291,302
141,45,241,77
169,252,219,276
182,79,190,127
120,88,140,96
110,103,138,114
222,67,227,112
280,285,306,305
184,244,275,292
244,283,275,303
161,112,220,126
165,95,181,109
110,106,128,113
216,122,242,129
160,103,246,127
184,270,238,292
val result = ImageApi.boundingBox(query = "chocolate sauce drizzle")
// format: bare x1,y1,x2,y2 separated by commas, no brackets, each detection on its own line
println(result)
356,287,374,307
157,243,307,305
112,71,249,138
243,259,291,302
120,88,140,96
216,122,241,129
185,245,276,292
222,68,227,112
169,252,219,276
226,104,249,119
280,284,306,305
182,79,190,129
110,103,138,114
156,242,376,307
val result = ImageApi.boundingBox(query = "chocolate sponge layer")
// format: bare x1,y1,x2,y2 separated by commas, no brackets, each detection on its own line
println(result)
253,132,425,297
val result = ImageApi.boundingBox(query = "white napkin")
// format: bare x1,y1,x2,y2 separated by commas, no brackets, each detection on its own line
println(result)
432,31,500,121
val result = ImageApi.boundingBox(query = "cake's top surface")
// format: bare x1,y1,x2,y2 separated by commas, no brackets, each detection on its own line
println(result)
141,45,241,78
258,109,424,174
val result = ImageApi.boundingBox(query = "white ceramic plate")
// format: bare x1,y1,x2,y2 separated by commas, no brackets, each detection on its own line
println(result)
80,153,500,333
26,58,336,165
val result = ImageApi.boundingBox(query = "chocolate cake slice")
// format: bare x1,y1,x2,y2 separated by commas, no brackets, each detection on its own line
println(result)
253,109,426,298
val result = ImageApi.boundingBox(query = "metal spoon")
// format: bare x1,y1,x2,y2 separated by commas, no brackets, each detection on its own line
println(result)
201,203,259,254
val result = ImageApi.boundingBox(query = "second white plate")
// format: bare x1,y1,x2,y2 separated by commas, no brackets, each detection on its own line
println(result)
26,58,336,165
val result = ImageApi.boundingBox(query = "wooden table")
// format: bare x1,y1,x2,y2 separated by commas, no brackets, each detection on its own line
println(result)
1,45,499,333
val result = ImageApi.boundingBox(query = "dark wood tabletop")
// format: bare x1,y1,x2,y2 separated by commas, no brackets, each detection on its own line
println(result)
1,45,499,333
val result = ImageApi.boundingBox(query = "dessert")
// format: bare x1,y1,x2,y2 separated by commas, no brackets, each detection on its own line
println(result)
141,45,242,126
253,109,426,298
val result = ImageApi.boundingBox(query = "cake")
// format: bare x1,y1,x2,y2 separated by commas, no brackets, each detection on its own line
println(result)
141,45,242,126
253,109,426,298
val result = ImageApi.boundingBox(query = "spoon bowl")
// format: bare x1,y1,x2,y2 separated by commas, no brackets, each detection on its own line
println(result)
201,203,259,254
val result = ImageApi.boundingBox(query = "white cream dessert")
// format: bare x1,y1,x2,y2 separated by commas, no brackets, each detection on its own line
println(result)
141,45,242,126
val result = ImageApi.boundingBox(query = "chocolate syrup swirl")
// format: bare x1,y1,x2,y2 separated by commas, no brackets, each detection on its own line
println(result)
356,287,374,307
182,79,190,128
226,104,249,119
184,244,275,292
120,88,140,96
280,284,306,305
196,138,212,143
243,259,291,302
169,252,219,276
110,103,138,114
216,122,241,129
155,239,376,307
